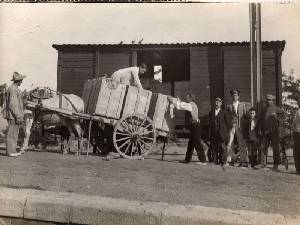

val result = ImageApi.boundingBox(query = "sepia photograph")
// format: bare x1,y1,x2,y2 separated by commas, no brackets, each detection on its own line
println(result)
0,1,300,225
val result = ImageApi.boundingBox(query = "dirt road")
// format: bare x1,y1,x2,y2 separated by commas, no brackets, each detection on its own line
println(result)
0,145,299,217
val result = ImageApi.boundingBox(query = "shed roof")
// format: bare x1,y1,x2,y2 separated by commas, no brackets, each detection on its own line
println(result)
52,41,286,51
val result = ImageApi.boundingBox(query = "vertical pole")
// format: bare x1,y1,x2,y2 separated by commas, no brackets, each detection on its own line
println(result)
132,51,137,66
249,3,256,106
256,3,262,105
58,51,62,109
95,49,101,78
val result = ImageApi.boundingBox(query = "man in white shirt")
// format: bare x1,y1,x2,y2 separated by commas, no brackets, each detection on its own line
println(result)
111,63,147,89
168,94,206,164
226,89,251,168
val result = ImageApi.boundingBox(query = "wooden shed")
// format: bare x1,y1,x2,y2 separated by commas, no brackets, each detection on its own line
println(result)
52,41,285,126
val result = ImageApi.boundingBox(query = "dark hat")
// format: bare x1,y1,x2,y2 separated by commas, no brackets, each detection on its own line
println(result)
215,97,222,102
11,72,26,81
230,89,240,96
266,94,275,100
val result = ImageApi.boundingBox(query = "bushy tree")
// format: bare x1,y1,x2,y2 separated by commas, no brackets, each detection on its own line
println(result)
282,69,300,130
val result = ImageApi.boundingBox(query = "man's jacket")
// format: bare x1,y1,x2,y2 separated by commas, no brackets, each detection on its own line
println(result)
226,101,251,130
261,104,284,135
209,109,231,142
4,83,24,120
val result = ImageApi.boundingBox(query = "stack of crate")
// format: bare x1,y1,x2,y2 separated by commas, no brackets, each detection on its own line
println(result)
147,93,175,133
82,77,127,119
122,86,152,117
82,78,175,133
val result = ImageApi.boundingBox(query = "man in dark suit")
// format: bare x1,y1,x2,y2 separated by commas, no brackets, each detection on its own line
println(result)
226,89,251,168
260,94,285,170
209,97,231,167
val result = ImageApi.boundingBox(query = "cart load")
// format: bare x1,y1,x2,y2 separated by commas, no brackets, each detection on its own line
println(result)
82,77,175,159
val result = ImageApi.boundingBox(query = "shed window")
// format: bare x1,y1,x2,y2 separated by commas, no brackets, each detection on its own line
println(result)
137,49,190,83
154,65,162,83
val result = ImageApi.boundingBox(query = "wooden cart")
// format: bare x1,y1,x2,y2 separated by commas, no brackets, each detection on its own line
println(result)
78,77,175,159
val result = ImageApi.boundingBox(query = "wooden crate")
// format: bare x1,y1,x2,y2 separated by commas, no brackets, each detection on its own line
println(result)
147,93,175,133
84,78,126,119
122,86,152,117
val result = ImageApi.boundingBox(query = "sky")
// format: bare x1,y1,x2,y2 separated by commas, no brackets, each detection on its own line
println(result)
0,3,299,91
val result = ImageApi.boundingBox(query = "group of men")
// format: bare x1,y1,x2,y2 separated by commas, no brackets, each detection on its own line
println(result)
170,89,287,171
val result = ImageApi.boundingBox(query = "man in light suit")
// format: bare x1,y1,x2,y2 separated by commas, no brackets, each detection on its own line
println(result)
226,89,251,168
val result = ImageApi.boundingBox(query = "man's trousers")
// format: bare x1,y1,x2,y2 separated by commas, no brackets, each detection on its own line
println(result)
211,134,227,165
261,132,280,166
185,122,206,163
293,132,300,173
227,126,248,163
6,119,20,155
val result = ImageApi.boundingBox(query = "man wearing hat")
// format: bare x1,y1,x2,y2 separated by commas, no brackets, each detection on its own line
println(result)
226,89,251,167
208,97,231,167
4,72,26,157
260,94,285,170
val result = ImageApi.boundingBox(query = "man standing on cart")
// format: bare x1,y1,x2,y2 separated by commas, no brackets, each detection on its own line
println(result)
111,63,148,89
168,94,206,165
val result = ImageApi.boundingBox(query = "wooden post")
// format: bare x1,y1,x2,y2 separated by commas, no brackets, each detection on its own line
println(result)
249,3,256,106
161,137,167,161
131,51,137,66
58,51,63,109
87,118,92,157
256,3,262,105
95,49,101,78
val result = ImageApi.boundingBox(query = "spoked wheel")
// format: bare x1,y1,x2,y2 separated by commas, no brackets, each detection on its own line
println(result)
113,113,156,159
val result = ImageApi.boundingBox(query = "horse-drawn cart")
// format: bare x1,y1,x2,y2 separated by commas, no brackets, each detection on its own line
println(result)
27,78,175,159
79,77,175,159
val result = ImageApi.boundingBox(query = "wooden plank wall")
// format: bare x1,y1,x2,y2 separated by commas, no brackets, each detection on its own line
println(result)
99,51,131,76
223,46,251,105
59,50,95,96
189,47,211,116
262,49,276,100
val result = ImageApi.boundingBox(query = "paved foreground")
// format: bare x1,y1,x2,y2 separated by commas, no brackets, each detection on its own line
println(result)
0,145,299,219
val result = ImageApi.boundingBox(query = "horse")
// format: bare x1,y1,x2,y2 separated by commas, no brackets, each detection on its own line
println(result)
21,87,84,155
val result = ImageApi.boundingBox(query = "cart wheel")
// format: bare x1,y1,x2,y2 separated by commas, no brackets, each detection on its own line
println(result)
113,113,156,159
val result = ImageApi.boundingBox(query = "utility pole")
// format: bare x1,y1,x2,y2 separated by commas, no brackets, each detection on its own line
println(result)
256,3,262,105
249,3,262,107
249,3,256,106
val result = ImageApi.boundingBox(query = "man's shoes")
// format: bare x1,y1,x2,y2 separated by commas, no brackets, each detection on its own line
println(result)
272,164,279,171
238,163,248,169
196,162,207,166
8,152,21,157
179,160,190,164
20,149,26,154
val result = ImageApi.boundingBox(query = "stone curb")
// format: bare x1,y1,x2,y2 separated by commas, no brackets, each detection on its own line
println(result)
0,187,297,225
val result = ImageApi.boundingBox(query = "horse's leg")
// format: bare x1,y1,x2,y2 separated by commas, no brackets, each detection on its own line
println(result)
20,113,34,152
73,122,82,156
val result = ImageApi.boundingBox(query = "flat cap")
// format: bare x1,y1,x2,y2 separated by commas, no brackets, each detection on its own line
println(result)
230,89,240,96
215,97,222,102
266,94,275,100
